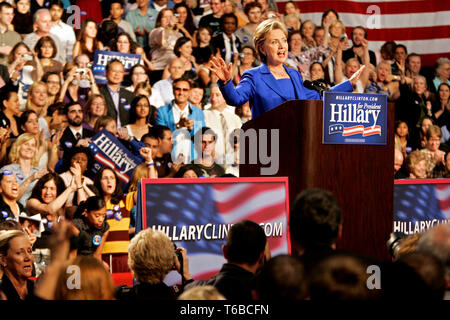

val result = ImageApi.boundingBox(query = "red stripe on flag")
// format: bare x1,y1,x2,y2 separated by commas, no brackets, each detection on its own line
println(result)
231,202,286,223
421,53,450,67
214,184,284,213
281,1,450,14
360,26,450,42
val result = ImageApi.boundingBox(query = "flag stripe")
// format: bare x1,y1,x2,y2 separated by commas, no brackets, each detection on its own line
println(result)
286,1,450,14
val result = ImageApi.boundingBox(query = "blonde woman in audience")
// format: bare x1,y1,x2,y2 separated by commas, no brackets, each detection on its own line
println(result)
82,94,107,131
300,20,316,49
405,150,427,179
420,125,445,177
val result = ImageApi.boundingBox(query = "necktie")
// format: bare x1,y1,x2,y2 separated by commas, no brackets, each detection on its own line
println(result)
75,132,81,140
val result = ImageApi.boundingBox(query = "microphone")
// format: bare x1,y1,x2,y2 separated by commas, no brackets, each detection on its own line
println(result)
303,80,330,95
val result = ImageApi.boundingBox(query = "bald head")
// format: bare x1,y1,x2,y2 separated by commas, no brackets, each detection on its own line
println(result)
394,149,403,172
169,58,185,80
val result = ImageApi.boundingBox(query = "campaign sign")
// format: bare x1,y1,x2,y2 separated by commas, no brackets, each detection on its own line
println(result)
136,177,290,285
322,92,387,145
394,179,449,235
88,129,141,190
92,50,141,84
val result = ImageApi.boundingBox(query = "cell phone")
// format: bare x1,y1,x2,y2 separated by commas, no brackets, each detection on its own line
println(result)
24,54,33,61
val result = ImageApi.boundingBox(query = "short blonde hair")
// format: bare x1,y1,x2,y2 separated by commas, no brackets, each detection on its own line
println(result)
9,133,38,166
329,19,346,36
128,228,175,284
405,150,427,175
54,256,116,300
26,81,47,113
128,163,152,192
178,285,226,300
254,19,288,63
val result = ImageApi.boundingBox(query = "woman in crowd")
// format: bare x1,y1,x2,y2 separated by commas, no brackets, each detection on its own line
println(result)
167,37,199,80
125,64,150,93
300,20,316,50
73,18,104,62
82,94,107,131
7,43,34,109
18,110,58,170
30,36,63,81
59,147,96,207
12,0,33,36
117,228,191,300
0,133,47,207
148,8,183,84
418,116,434,150
395,120,412,159
405,150,427,179
309,62,332,88
0,89,21,138
431,57,450,93
133,82,165,109
111,32,153,72
284,14,301,32
189,80,206,109
284,1,301,21
209,19,358,118
0,230,34,301
42,72,62,106
174,2,197,42
58,62,99,108
26,172,79,218
26,81,48,119
365,61,400,100
432,83,450,128
420,125,445,178
124,95,156,140
233,46,256,85
193,27,214,66
94,167,131,273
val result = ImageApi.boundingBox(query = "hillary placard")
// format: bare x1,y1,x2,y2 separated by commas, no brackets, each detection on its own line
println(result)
92,50,141,84
322,92,387,145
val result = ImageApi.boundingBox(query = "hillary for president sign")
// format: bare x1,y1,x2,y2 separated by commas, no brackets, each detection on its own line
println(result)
88,129,141,190
92,50,141,84
322,92,387,145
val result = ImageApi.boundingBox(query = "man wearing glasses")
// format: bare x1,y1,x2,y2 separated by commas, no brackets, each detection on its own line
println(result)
156,78,205,163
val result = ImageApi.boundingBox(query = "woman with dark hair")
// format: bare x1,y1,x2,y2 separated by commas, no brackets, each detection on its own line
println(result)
193,26,214,66
174,2,197,41
0,86,21,138
166,36,198,79
233,46,256,85
432,83,450,129
30,36,63,81
124,95,156,140
111,32,153,71
94,167,130,273
174,163,202,178
42,72,62,106
73,18,104,62
60,147,96,207
125,64,150,93
26,172,79,218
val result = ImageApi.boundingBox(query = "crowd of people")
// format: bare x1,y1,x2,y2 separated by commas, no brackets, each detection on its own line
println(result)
0,0,448,301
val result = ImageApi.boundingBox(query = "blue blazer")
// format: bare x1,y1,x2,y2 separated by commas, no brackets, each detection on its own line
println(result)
155,101,206,160
220,63,354,119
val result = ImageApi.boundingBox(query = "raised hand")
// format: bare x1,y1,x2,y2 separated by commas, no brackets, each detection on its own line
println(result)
208,56,233,83
139,147,153,163
349,65,366,86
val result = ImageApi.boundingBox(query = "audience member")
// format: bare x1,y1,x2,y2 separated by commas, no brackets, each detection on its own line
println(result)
432,83,450,129
150,58,185,107
0,87,21,138
185,220,267,300
72,18,104,62
117,228,192,300
191,127,225,177
82,94,107,131
12,0,33,37
49,0,76,63
391,44,407,76
199,0,225,37
342,26,377,67
173,2,197,41
0,171,28,221
59,102,94,155
431,57,450,94
107,0,137,42
125,0,159,48
235,2,262,49
405,150,427,179
125,95,156,140
178,285,226,300
42,72,61,106
0,3,22,66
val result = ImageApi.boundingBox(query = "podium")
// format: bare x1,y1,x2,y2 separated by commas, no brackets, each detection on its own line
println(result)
240,99,394,260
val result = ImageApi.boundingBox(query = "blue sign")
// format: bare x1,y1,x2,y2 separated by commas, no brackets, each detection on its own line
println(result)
322,92,387,145
88,129,141,191
92,50,141,84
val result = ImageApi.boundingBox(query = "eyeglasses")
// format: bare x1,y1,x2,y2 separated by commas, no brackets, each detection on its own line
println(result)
174,87,189,92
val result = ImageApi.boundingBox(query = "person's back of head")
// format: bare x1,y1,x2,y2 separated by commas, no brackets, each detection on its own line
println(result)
253,255,308,300
223,220,266,267
397,251,446,300
54,255,115,300
178,285,226,300
309,253,377,300
289,188,342,254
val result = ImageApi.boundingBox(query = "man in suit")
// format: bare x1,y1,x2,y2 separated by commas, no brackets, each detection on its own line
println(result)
155,78,205,163
59,102,94,156
99,59,135,128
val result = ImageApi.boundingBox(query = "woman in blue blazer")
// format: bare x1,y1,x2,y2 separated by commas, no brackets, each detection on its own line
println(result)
209,19,363,119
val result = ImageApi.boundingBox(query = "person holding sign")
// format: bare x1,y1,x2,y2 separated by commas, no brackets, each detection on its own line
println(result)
208,19,363,119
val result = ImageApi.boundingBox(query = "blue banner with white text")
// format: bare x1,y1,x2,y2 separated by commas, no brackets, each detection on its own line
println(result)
322,92,387,145
92,50,141,84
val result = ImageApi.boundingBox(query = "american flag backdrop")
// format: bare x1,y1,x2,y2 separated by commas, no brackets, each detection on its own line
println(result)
393,179,450,235
137,178,290,283
278,0,450,66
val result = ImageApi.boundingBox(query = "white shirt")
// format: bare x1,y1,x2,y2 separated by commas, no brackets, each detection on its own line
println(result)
172,102,190,125
50,21,76,62
69,126,83,140
203,108,242,175
204,103,236,114
152,78,174,106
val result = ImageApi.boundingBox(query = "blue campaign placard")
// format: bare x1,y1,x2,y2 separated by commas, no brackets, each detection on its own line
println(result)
92,50,141,84
322,92,387,145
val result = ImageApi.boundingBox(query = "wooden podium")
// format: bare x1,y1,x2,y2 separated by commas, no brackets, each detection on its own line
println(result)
240,100,394,260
